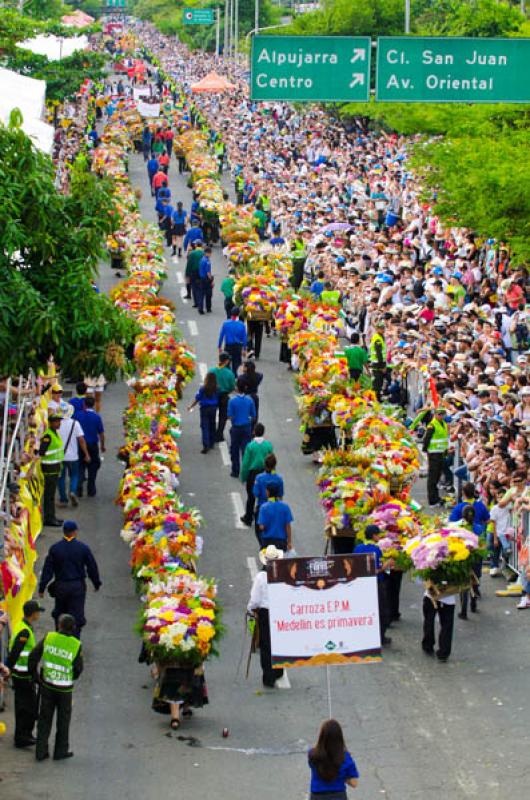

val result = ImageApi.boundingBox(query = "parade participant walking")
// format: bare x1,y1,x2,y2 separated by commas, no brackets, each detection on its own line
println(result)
208,352,236,442
6,600,44,749
171,201,187,258
423,407,450,507
220,269,236,318
239,423,273,527
308,719,359,798
369,320,387,401
227,377,256,478
141,124,152,161
344,333,368,382
247,544,285,688
257,483,293,551
218,307,248,376
253,454,284,526
197,246,214,315
239,360,263,423
147,155,159,194
422,589,456,662
247,317,265,360
68,382,87,419
354,525,391,645
188,373,219,453
57,412,90,509
76,396,105,498
185,240,204,304
30,614,83,761
39,413,65,527
38,521,101,638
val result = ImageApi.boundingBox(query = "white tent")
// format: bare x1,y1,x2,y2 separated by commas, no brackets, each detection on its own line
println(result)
18,34,89,61
0,68,54,154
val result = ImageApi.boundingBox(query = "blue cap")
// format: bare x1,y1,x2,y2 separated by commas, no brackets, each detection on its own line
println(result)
452,272,462,280
63,520,78,533
336,256,346,264
432,267,443,275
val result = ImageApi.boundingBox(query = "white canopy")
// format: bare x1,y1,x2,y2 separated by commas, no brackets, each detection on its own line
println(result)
19,34,88,61
0,68,54,154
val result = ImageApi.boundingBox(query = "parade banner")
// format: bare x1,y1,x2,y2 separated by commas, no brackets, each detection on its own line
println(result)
137,100,160,117
268,554,382,668
133,87,150,101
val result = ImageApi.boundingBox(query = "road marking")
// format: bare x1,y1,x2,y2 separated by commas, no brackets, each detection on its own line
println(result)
230,491,246,529
219,441,230,467
187,320,198,337
180,288,188,304
275,672,291,690
176,271,183,283
199,362,207,380
246,556,258,581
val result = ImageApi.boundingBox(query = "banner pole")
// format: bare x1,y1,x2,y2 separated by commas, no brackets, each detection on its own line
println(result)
326,665,332,719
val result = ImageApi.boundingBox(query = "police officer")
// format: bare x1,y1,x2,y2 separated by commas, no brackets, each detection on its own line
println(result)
5,600,44,748
320,281,341,307
423,407,450,507
39,413,65,527
369,320,387,401
38,520,101,638
29,614,83,761
290,232,307,289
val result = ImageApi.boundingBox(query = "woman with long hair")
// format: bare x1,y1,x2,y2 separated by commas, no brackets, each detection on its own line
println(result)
188,372,219,453
308,719,359,798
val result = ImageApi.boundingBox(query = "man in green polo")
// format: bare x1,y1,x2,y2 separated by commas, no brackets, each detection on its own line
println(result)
220,268,236,319
6,599,44,748
30,613,83,762
208,352,236,443
344,332,369,382
185,241,204,305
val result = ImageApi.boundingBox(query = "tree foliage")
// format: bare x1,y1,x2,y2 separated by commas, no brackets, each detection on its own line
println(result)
0,121,138,378
4,48,107,101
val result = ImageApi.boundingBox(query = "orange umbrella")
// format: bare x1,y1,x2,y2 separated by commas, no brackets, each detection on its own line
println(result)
191,72,236,93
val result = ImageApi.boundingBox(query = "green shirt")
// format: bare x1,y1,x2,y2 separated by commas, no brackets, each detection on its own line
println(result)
240,438,274,483
253,209,267,230
186,248,204,279
344,345,368,372
208,366,236,395
220,276,236,300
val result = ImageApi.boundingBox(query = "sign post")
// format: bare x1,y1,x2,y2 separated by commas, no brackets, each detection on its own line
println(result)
376,36,530,103
182,7,216,24
250,35,371,102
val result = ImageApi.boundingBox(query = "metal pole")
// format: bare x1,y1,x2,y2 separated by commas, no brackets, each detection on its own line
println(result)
223,0,229,59
234,0,239,64
405,0,410,34
215,7,220,57
255,0,259,34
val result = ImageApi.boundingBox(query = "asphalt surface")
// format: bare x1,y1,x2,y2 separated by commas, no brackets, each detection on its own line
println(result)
2,149,530,800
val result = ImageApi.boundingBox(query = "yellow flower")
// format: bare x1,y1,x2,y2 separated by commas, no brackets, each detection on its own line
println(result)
197,623,215,643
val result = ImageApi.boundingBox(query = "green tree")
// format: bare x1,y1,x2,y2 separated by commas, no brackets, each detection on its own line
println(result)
0,119,137,378
413,0,525,36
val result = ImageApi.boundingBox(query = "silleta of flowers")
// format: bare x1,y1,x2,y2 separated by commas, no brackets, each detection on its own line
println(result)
404,526,484,588
96,97,222,667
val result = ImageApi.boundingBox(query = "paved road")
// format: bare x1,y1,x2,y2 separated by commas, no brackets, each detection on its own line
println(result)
2,149,530,800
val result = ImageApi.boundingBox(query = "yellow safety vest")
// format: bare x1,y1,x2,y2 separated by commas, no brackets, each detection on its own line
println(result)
427,418,449,453
41,428,64,465
369,333,387,365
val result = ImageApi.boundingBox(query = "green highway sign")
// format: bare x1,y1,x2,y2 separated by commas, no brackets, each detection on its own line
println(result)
182,8,215,24
250,35,371,102
376,36,530,103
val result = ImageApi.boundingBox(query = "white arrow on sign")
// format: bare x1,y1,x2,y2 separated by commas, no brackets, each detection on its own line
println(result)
350,48,366,63
349,73,365,88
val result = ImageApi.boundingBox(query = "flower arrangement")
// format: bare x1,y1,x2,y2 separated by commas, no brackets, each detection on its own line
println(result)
404,525,485,587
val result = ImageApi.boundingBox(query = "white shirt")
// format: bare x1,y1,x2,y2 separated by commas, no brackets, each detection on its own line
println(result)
59,419,84,462
247,570,269,612
490,503,512,536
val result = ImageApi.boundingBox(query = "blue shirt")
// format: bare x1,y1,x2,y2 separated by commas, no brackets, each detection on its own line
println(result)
449,500,490,533
218,319,247,348
253,472,284,509
195,386,219,408
147,157,159,177
173,208,187,224
184,226,204,250
76,409,104,446
258,499,293,543
228,394,255,426
68,396,86,421
39,537,101,591
199,255,212,280
308,750,359,794
310,280,324,297
354,542,384,580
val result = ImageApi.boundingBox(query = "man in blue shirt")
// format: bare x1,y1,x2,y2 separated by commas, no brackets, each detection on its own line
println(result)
227,377,255,477
68,382,87,421
448,482,489,533
218,308,247,376
257,483,293,551
354,524,391,645
38,520,101,638
76,397,105,498
183,224,204,253
197,247,213,315
310,270,326,297
147,155,159,195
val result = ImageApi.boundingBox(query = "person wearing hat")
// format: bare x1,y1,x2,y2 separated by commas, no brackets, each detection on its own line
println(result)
5,599,44,748
423,407,450,507
38,521,101,638
247,545,285,688
48,385,68,416
208,352,236,442
29,613,83,761
218,307,248,377
369,320,387,401
38,413,66,527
